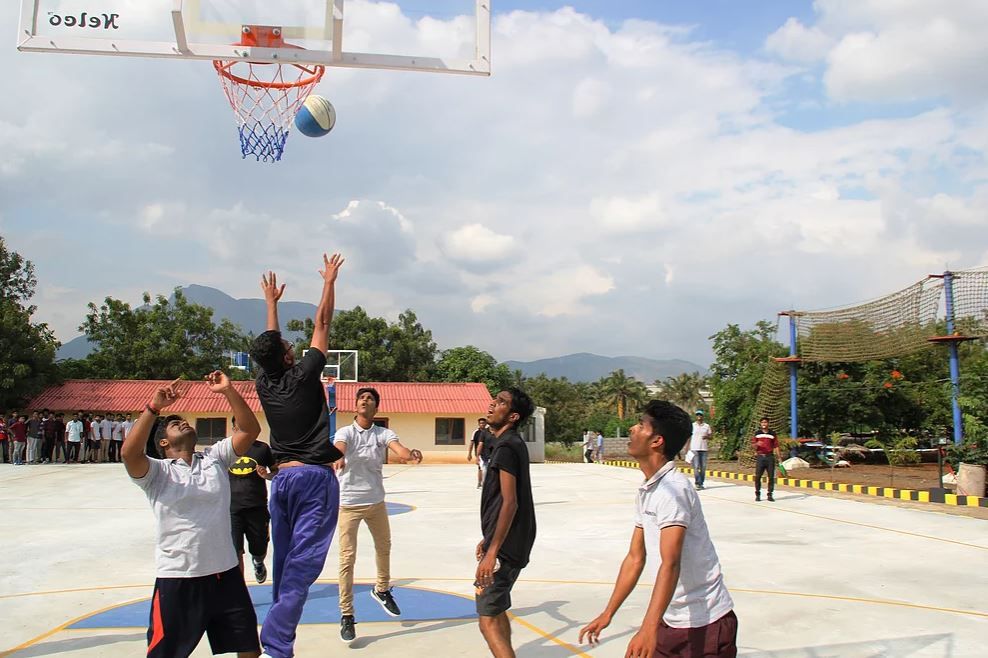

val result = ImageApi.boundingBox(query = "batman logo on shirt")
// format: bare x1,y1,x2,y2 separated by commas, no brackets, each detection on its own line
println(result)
229,456,258,476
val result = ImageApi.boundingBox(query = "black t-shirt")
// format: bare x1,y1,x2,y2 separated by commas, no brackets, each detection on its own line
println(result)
480,428,536,569
472,428,495,461
255,349,343,465
229,441,275,512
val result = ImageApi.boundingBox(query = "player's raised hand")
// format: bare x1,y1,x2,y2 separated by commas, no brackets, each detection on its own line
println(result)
319,253,345,285
261,271,286,303
204,370,231,394
152,378,182,410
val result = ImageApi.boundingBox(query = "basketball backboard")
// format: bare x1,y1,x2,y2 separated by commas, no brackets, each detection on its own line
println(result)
323,349,358,382
17,0,491,75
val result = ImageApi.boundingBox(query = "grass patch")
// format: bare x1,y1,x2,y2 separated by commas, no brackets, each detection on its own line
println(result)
545,442,583,462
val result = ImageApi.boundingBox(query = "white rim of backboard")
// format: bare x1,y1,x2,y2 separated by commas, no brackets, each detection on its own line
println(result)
17,0,491,74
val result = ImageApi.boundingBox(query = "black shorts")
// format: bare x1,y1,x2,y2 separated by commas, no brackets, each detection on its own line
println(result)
475,562,523,617
147,566,259,657
231,506,270,557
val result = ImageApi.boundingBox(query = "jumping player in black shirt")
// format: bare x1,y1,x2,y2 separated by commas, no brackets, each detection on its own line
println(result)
475,387,536,658
249,253,345,658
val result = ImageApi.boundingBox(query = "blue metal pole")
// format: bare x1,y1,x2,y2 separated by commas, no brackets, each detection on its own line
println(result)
789,313,798,440
327,383,337,439
942,272,963,445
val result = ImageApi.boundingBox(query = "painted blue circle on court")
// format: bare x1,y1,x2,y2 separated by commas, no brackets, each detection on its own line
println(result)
69,584,474,629
386,502,414,516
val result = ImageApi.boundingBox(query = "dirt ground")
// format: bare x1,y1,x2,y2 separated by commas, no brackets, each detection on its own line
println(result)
707,459,953,491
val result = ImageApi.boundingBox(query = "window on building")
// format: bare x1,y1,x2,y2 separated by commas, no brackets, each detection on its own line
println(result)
373,418,389,429
435,418,465,445
195,417,228,444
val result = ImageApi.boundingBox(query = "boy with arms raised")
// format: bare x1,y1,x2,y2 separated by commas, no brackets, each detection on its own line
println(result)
122,373,263,658
579,400,737,657
249,254,345,658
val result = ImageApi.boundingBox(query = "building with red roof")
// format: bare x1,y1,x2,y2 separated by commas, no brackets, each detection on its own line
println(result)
26,379,545,462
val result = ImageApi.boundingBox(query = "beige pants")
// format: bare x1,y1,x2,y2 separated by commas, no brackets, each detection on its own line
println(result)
337,501,391,615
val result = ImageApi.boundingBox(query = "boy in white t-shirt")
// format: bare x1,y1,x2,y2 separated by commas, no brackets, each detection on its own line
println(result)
579,400,737,657
332,387,422,644
122,373,263,658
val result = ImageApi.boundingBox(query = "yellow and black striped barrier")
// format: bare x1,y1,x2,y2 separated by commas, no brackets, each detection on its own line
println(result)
577,460,988,509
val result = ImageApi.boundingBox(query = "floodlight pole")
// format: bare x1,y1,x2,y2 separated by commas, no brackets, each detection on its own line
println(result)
942,271,964,445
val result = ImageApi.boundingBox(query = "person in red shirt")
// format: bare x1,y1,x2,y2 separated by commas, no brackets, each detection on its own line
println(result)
10,415,28,466
0,415,9,464
752,417,781,502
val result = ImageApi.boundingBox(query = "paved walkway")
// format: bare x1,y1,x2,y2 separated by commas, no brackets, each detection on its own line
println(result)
1,462,985,656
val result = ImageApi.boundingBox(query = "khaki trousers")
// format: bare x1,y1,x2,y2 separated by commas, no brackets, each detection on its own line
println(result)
337,501,391,615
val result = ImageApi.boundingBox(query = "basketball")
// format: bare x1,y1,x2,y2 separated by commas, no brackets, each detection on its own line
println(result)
295,95,336,137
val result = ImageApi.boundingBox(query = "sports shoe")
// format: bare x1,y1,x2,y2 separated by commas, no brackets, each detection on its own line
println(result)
767,493,775,502
253,557,267,584
755,492,761,502
371,588,401,617
340,615,356,643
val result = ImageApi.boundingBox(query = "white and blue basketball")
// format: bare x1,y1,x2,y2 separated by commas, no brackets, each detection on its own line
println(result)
295,95,336,137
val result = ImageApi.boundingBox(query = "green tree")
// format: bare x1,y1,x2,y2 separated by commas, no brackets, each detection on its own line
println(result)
79,289,243,379
523,374,586,444
598,369,648,420
0,237,59,409
287,306,437,381
708,321,787,457
434,345,513,395
657,371,707,412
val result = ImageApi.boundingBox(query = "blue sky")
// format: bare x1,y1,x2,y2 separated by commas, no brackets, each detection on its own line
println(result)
3,1,988,366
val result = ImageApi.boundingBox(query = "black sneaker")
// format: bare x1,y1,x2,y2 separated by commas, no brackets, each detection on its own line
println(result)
371,588,401,617
340,615,356,643
767,493,775,502
253,557,267,584
755,492,761,501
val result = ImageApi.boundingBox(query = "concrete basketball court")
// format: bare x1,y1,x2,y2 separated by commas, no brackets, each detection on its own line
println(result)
1,462,985,657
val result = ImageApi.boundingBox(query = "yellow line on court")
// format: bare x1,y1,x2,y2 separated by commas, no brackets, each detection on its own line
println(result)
703,494,988,551
508,612,592,657
0,595,149,658
729,588,988,619
0,583,149,600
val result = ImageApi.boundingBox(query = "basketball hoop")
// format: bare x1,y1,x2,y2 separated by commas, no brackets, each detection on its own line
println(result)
213,26,324,163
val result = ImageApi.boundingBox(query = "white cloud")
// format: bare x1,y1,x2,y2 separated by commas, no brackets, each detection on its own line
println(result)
442,224,515,262
764,18,834,63
4,3,988,364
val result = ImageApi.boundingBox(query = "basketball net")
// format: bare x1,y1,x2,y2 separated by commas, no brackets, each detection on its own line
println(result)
213,26,324,163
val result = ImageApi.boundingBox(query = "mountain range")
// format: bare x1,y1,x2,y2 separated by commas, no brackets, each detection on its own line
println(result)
504,353,705,383
56,286,707,381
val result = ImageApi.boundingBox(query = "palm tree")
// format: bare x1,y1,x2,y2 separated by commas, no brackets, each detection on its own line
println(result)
656,371,707,412
600,369,649,420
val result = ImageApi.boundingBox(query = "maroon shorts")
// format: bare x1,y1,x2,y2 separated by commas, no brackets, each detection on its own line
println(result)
656,610,737,657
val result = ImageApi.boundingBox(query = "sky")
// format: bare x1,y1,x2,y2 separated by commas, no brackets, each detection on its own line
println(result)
3,1,988,366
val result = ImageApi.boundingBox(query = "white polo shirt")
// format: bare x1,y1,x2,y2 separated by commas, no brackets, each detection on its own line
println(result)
131,437,239,578
690,422,712,452
66,420,84,443
334,421,398,506
635,461,733,628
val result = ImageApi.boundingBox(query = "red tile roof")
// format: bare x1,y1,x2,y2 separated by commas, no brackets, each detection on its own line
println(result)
332,382,493,414
25,380,262,413
26,380,492,416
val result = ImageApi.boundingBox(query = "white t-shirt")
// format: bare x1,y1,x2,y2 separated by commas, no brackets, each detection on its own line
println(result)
66,420,84,443
335,422,398,506
91,421,103,440
634,461,733,628
596,433,604,448
690,422,712,452
131,437,239,578
112,421,125,441
120,420,134,438
100,419,113,440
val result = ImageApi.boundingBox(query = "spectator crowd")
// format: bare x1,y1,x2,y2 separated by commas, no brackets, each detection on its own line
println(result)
0,410,134,465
